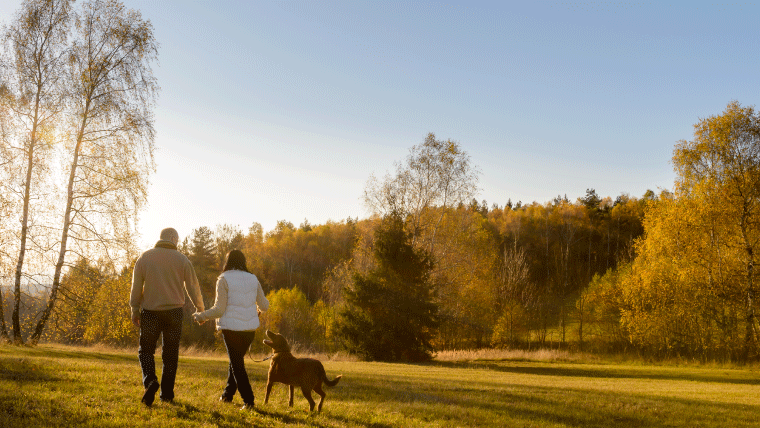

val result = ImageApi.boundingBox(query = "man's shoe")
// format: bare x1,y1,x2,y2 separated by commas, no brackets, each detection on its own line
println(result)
141,381,159,407
160,397,173,404
240,402,254,411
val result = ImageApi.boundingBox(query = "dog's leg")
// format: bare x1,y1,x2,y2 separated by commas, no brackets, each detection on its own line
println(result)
314,382,326,412
301,386,316,411
288,385,295,407
265,381,273,404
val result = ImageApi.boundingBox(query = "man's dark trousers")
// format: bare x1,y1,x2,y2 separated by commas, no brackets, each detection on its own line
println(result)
138,308,184,401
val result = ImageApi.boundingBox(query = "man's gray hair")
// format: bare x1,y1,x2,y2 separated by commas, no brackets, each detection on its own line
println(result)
160,227,179,244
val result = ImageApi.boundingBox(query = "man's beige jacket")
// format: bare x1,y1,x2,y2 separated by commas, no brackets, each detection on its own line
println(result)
130,241,205,318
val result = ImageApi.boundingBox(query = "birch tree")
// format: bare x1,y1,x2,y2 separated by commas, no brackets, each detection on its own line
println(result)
363,132,480,252
30,0,157,344
0,81,14,342
2,0,72,344
672,101,760,360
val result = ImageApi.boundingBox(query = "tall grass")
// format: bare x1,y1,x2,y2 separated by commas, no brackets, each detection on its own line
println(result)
433,347,588,363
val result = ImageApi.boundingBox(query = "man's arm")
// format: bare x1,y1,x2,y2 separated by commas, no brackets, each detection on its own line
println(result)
129,257,144,327
184,260,205,313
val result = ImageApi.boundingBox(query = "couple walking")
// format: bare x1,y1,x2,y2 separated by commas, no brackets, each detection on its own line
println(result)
129,227,269,410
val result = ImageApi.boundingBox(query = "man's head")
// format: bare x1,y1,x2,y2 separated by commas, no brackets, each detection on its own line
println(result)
160,228,179,246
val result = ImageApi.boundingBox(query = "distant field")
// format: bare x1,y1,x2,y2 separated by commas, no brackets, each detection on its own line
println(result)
1,344,759,427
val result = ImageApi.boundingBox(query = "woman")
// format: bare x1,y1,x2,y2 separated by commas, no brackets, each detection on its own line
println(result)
193,249,269,410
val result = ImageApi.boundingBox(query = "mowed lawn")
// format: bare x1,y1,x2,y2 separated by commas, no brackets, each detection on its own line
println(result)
1,344,759,427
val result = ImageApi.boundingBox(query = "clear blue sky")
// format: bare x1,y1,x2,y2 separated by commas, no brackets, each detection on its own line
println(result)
2,1,758,249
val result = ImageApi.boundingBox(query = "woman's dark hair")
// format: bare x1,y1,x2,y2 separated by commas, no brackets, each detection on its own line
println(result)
223,249,249,273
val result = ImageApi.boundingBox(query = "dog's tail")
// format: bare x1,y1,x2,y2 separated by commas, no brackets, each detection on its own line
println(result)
324,374,342,387
321,365,342,387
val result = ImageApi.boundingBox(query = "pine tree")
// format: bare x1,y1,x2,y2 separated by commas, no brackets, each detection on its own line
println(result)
183,226,218,346
188,226,218,302
337,214,438,362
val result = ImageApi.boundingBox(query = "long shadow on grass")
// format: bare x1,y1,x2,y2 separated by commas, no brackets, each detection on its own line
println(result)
429,360,760,386
159,397,376,428
0,356,64,383
3,345,137,364
339,370,760,428
159,401,250,428
0,391,89,427
256,407,388,428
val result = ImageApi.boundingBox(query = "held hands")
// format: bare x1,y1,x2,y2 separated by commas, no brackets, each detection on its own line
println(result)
192,312,206,325
192,309,261,325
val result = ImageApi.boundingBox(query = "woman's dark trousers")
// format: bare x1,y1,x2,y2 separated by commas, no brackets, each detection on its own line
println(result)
138,308,184,401
221,329,256,405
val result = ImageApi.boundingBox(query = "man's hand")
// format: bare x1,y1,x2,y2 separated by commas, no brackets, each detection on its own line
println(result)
132,314,140,328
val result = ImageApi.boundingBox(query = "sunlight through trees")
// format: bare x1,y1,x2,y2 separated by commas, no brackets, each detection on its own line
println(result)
0,0,157,345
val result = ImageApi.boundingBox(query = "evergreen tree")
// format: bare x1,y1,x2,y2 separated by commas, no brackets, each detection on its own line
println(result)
187,226,218,302
183,226,218,347
337,213,438,362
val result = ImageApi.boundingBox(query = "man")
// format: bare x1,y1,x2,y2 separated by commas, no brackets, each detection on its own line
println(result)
130,227,205,406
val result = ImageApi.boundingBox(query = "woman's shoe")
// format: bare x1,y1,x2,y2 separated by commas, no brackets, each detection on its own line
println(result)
219,395,233,403
240,402,254,411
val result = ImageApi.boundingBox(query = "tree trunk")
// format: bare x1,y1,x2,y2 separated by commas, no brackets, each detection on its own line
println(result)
578,313,583,352
744,246,756,361
561,241,570,344
0,287,9,342
11,115,39,345
607,220,610,271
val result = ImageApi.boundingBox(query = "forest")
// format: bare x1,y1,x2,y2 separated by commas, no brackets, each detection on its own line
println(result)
4,182,648,356
2,1,760,362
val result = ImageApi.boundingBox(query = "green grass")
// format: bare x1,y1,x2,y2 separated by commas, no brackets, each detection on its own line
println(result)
1,344,760,427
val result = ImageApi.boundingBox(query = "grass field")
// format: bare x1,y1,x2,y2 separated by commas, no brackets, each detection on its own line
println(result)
1,344,760,427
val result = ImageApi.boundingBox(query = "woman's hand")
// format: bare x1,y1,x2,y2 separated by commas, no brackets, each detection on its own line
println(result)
192,312,205,325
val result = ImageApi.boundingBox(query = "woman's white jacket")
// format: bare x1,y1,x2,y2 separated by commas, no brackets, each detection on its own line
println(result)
196,270,269,331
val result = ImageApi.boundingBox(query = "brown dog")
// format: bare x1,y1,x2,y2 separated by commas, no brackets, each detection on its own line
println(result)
263,330,342,412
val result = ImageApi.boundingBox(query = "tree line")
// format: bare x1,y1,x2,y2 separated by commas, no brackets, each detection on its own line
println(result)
19,189,647,355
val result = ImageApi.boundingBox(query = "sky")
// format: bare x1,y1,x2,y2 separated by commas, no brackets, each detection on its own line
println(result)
2,1,759,250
